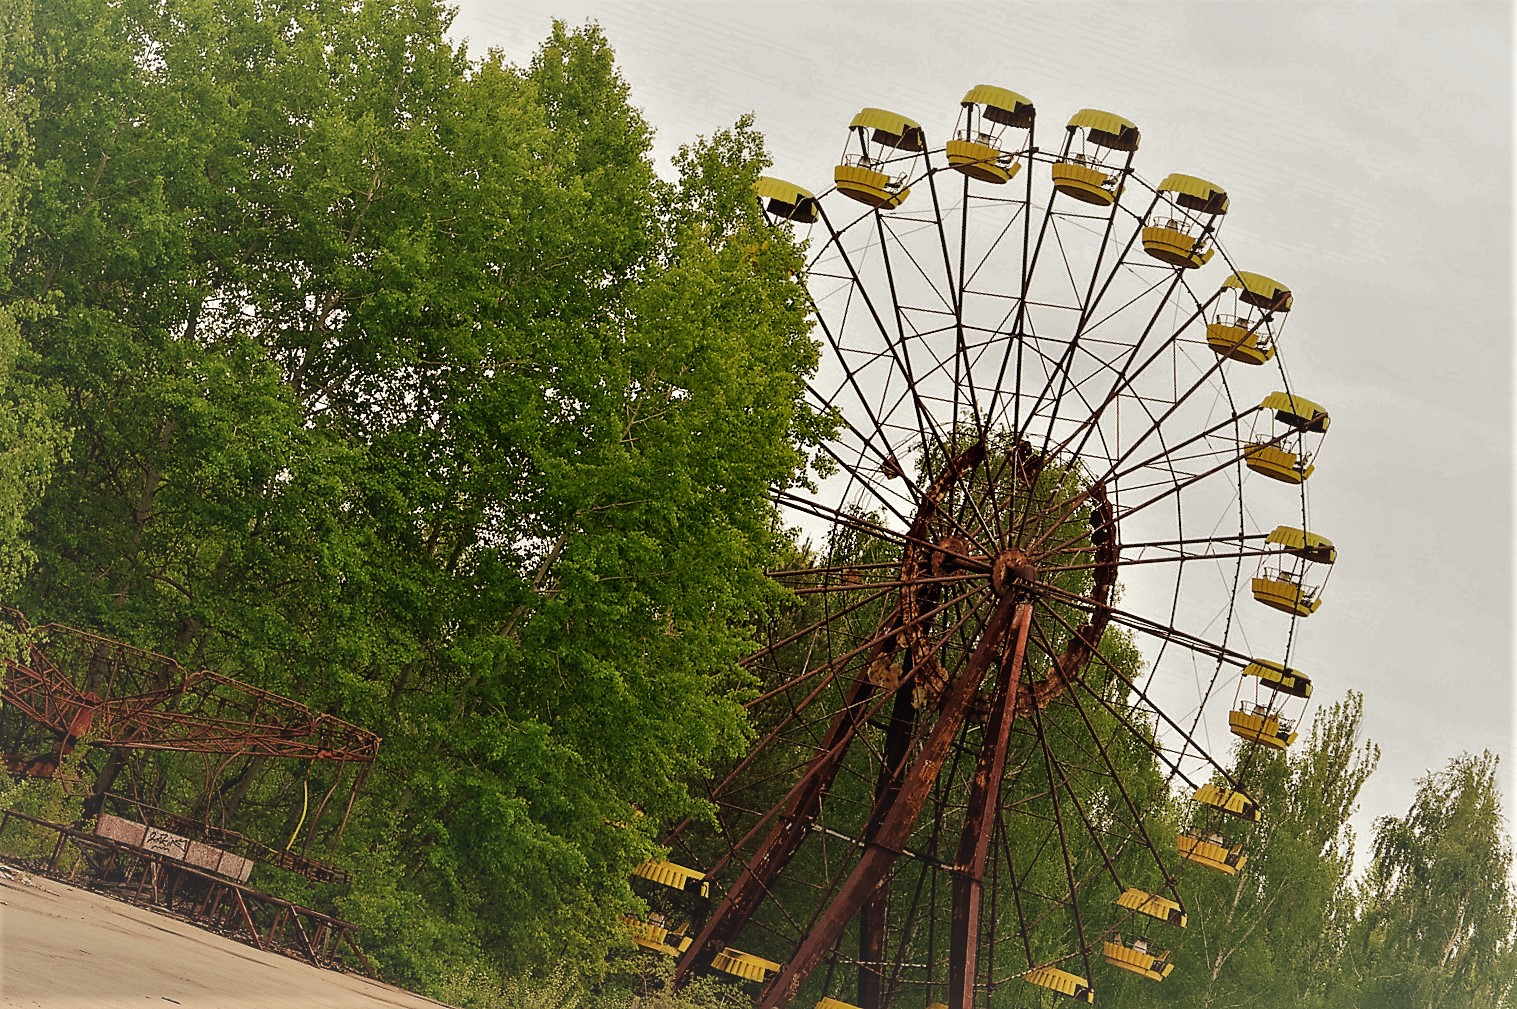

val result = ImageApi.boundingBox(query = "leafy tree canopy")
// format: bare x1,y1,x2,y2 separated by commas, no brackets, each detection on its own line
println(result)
6,0,819,989
1344,750,1517,1009
0,0,56,599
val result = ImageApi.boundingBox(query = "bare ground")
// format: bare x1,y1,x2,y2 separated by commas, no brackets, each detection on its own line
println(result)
0,867,454,1009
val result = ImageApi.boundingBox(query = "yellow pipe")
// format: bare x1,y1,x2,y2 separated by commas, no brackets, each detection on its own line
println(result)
285,778,309,851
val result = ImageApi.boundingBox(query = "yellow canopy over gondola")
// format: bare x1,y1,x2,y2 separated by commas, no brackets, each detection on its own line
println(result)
1194,783,1261,821
1157,173,1229,215
1223,271,1293,312
816,1000,864,1009
848,107,925,151
1116,886,1188,928
1267,525,1337,564
1025,966,1094,1002
1242,658,1313,698
1260,391,1329,432
1067,108,1140,150
754,176,819,224
632,859,710,896
961,84,1035,127
711,948,781,982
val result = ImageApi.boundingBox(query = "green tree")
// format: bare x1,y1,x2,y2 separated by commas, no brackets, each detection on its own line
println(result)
1104,692,1380,1009
1341,751,1517,1009
0,0,55,599
8,1,819,993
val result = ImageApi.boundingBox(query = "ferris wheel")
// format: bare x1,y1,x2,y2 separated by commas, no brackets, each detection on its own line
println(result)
625,86,1335,1009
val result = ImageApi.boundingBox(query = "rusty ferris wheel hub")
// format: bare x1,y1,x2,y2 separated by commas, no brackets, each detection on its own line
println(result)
898,440,1120,706
989,548,1038,597
925,535,1040,600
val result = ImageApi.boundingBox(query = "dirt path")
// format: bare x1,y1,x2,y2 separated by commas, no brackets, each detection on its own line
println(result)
0,868,455,1008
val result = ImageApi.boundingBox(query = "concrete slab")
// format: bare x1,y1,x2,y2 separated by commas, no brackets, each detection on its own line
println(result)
0,867,454,1009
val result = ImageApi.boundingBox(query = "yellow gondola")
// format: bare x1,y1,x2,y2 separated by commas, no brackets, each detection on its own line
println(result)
1194,782,1260,821
1244,442,1303,480
947,84,1034,184
1206,272,1292,364
1142,173,1228,268
627,860,708,958
1115,886,1187,928
1025,966,1095,1002
1103,935,1175,981
1251,568,1321,615
1052,108,1139,206
816,1000,864,1009
1253,525,1335,617
1245,391,1330,484
710,948,782,983
1228,703,1298,750
755,176,819,224
835,107,924,209
1178,831,1247,874
1241,658,1312,698
622,914,693,957
1244,442,1312,483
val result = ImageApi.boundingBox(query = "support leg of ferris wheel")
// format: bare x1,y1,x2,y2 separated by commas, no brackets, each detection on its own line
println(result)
756,598,1032,1009
948,594,1034,1009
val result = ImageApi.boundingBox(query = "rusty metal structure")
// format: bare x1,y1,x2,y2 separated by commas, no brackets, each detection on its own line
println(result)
0,609,380,887
1,807,374,973
635,92,1334,1009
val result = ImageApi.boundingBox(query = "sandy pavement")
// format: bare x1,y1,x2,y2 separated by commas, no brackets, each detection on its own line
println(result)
0,868,454,1009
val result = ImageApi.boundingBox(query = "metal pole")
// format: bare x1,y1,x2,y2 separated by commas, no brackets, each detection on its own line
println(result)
947,601,1033,1008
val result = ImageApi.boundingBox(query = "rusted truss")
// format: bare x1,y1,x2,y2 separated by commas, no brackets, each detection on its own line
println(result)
0,611,379,767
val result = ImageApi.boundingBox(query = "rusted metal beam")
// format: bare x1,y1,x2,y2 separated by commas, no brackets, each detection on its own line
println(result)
859,686,919,1008
0,808,373,974
675,665,880,982
0,616,380,765
233,888,264,949
756,599,1029,1009
947,600,1033,1008
676,448,982,984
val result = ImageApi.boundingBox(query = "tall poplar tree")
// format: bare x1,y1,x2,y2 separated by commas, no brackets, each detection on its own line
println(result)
1342,751,1517,1009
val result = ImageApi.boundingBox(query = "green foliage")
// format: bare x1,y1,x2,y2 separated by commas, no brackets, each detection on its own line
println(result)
0,739,90,864
1342,751,1517,1008
0,0,56,598
5,0,816,992
1101,693,1379,1009
427,960,751,1009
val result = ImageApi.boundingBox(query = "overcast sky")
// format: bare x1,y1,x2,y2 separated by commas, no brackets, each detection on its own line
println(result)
447,2,1515,856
